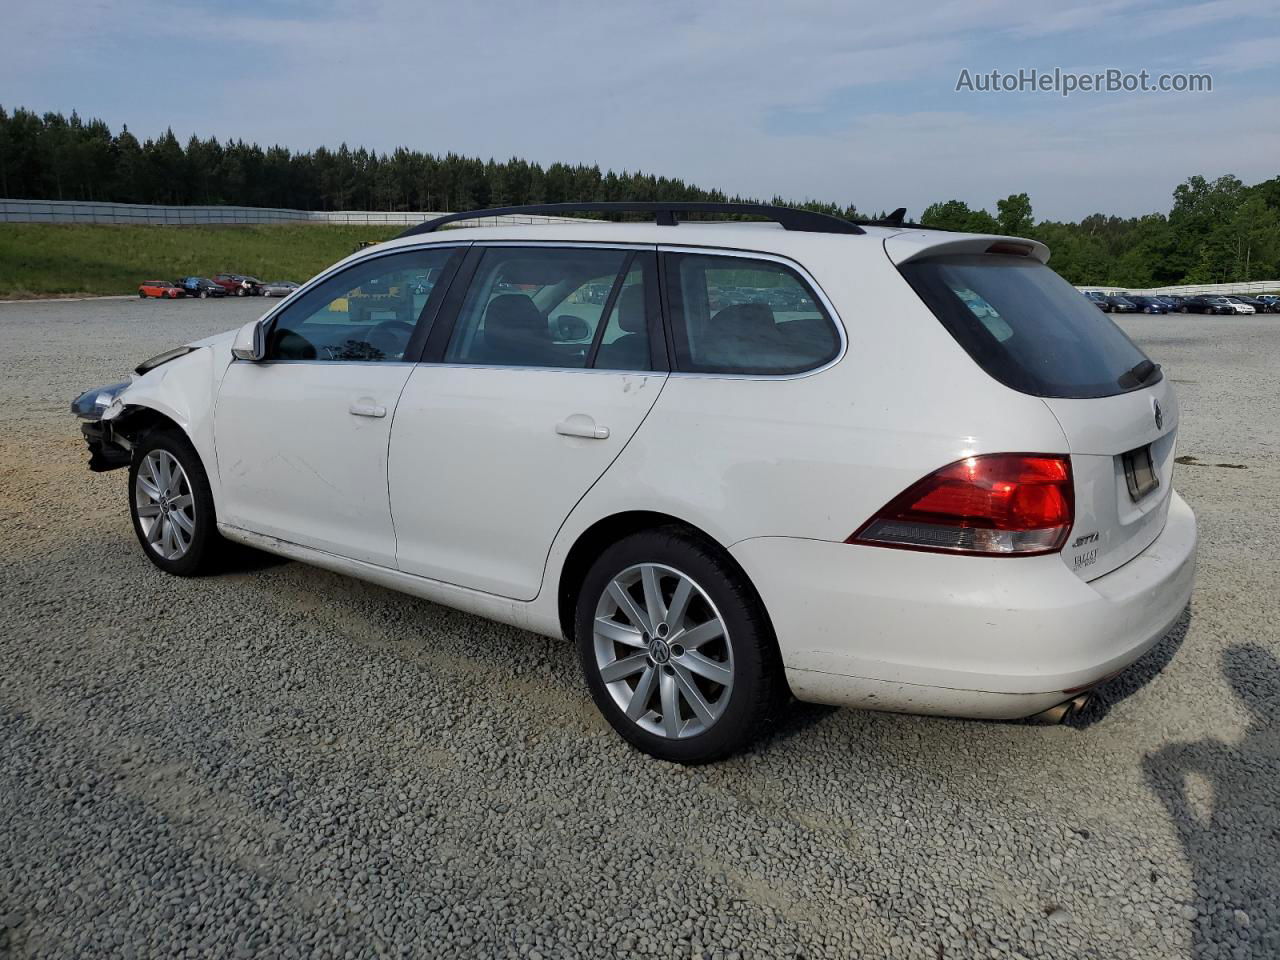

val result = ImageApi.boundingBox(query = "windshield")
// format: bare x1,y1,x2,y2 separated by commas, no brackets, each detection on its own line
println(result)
899,254,1159,399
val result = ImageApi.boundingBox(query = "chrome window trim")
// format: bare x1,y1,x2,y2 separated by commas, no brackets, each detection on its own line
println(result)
414,364,663,376
246,360,422,368
242,239,849,380
466,240,657,251
656,244,847,382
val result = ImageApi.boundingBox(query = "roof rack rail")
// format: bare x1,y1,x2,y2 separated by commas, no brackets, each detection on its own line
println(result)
396,202,866,239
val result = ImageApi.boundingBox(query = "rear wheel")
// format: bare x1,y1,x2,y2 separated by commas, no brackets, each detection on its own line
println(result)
236,287,247,296
199,290,208,299
138,290,147,298
128,429,224,576
575,527,784,763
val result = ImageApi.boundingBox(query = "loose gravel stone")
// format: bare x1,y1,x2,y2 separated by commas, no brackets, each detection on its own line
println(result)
1,298,1278,959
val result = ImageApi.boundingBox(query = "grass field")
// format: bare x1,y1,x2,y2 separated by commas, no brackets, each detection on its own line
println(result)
0,224,403,299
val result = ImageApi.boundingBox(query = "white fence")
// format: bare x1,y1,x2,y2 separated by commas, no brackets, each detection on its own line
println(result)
0,198,591,229
1079,281,1280,296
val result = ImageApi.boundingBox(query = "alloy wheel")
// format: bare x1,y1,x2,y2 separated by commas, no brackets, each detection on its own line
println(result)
593,563,734,739
134,450,196,560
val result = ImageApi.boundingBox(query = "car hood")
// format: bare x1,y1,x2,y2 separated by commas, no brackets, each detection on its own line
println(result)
191,328,239,350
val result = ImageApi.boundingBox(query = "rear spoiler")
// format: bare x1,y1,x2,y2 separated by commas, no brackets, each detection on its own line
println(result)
884,231,1051,266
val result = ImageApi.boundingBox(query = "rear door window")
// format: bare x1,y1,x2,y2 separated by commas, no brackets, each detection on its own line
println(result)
663,253,840,375
898,254,1158,399
444,247,657,370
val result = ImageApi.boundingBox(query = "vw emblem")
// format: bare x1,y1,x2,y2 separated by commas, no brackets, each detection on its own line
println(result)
648,638,671,665
1152,398,1163,431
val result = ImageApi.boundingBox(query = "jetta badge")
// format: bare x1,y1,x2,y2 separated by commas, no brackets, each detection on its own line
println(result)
1152,398,1163,431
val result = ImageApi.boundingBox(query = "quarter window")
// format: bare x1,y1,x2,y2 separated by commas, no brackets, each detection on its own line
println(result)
664,253,839,375
445,247,655,370
265,249,457,362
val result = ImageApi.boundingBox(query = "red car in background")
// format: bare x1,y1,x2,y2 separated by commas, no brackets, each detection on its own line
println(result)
211,273,262,296
138,281,185,299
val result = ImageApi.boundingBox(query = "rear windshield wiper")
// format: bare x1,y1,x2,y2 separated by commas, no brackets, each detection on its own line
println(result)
1117,358,1161,390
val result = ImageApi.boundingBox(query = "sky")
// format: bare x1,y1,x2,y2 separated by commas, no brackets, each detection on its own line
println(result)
3,0,1279,221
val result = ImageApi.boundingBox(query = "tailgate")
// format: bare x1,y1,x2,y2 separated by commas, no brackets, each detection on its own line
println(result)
1043,377,1179,581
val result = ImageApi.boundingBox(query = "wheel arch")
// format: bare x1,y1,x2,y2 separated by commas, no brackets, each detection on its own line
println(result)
555,510,774,644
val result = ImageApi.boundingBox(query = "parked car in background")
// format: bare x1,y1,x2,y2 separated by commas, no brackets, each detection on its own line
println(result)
1223,297,1257,315
1084,290,1111,311
72,201,1196,762
1255,295,1280,313
1228,295,1267,314
1125,295,1168,314
1180,296,1228,314
138,280,184,299
259,280,301,298
1156,296,1184,311
212,273,262,297
1104,294,1138,313
178,277,228,299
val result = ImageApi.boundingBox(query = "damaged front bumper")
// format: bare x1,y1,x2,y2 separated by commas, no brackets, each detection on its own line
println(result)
71,382,133,472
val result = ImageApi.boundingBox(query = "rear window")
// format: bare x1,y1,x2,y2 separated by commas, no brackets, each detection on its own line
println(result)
898,254,1159,399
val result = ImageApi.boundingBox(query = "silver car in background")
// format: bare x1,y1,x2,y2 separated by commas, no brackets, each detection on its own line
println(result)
259,280,300,298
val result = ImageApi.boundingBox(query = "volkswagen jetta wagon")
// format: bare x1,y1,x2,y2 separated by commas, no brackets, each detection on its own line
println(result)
73,202,1197,763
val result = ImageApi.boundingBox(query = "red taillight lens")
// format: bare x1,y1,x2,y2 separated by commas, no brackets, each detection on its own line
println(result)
849,454,1074,556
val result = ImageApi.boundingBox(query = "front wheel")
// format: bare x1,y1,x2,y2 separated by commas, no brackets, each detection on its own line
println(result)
236,287,247,296
128,429,224,576
575,527,784,763
138,290,147,298
199,290,208,299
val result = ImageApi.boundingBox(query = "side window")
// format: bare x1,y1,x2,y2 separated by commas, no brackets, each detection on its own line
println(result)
266,248,457,362
665,253,840,375
444,247,653,369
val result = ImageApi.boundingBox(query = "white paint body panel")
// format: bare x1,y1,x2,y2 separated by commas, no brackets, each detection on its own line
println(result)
389,365,666,599
95,218,1197,723
737,491,1196,718
213,361,413,566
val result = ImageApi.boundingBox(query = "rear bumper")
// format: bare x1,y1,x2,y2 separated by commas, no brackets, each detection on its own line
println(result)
730,490,1197,719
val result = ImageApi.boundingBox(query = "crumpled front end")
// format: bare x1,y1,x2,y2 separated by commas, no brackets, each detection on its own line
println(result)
71,381,134,472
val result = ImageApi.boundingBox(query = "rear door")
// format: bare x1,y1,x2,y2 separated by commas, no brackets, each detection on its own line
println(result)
388,244,666,600
890,237,1177,581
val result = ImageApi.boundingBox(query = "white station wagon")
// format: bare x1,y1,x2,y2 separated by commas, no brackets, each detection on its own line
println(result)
74,202,1197,763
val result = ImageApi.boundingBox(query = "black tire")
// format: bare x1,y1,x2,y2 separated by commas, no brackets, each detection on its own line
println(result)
574,526,785,764
128,428,224,576
199,290,208,299
236,287,247,296
138,290,147,298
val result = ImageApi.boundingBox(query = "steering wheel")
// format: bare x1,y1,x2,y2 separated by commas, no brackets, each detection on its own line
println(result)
366,320,416,360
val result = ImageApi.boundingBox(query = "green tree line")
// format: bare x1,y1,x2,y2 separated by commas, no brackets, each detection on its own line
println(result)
2,105,1278,287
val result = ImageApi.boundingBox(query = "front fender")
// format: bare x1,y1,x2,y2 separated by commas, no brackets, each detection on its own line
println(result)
104,344,227,502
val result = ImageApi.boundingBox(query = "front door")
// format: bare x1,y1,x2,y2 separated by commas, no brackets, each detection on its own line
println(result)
389,245,666,599
214,246,463,566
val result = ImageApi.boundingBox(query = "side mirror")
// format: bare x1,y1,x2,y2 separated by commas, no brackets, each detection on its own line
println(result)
555,315,591,341
231,319,267,361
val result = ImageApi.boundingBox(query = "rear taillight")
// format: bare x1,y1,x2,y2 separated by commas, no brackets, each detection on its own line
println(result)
849,454,1073,556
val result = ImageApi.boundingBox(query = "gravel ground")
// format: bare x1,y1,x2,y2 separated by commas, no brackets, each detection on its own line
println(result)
1,297,1277,960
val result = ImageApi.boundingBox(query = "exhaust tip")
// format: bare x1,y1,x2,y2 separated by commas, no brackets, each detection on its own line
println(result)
1028,693,1093,725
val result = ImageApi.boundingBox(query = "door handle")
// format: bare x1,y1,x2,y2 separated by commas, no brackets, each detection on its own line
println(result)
556,415,610,440
349,401,387,418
